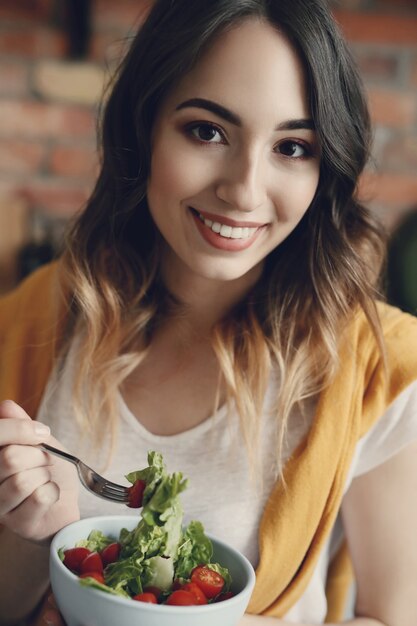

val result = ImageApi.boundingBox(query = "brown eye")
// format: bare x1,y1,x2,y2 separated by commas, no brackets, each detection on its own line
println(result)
188,123,225,143
277,141,309,158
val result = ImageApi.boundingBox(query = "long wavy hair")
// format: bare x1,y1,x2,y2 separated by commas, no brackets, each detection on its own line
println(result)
60,0,386,469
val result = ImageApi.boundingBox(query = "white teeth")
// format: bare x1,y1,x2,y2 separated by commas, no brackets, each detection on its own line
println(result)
200,213,257,239
230,227,243,239
220,224,232,237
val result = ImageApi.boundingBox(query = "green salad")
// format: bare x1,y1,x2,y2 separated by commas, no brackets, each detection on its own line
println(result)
59,451,233,605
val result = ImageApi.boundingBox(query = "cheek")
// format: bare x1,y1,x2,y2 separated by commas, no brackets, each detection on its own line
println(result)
148,142,214,203
148,150,183,199
276,171,319,221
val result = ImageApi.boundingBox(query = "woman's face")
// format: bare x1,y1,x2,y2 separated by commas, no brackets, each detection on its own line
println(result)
147,18,320,292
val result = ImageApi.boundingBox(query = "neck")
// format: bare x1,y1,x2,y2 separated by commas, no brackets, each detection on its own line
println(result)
160,254,262,334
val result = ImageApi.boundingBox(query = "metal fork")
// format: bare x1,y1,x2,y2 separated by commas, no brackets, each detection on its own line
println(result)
39,443,130,504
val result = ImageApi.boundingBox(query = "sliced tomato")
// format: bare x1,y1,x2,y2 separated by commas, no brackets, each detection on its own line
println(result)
63,547,91,573
165,590,199,606
80,552,104,574
79,571,105,584
215,591,234,602
133,592,158,603
191,566,224,599
127,479,146,508
100,542,121,566
181,582,208,605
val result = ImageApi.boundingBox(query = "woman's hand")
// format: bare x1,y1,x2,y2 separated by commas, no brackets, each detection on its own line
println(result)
0,399,80,542
31,593,66,626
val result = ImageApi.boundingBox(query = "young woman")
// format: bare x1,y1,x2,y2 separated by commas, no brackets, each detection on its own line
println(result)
0,0,416,624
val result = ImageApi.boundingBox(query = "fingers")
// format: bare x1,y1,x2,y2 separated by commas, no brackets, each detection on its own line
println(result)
41,607,66,626
3,481,60,539
0,399,31,420
0,400,58,539
0,465,52,515
33,593,66,626
0,400,50,446
0,444,50,481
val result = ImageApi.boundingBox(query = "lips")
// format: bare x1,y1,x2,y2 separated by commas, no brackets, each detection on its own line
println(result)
189,207,267,251
191,208,265,241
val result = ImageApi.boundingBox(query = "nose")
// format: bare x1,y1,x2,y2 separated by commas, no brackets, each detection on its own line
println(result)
215,150,266,213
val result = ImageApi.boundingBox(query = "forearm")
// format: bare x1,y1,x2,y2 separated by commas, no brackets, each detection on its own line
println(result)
241,614,385,626
0,527,50,624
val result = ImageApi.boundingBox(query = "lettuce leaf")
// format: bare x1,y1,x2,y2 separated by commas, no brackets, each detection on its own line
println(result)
174,520,213,580
75,529,113,553
79,576,130,597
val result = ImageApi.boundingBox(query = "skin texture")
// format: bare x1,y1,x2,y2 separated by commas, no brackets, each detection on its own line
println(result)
1,18,417,626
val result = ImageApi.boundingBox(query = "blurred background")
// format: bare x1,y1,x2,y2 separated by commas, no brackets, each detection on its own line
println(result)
0,0,416,310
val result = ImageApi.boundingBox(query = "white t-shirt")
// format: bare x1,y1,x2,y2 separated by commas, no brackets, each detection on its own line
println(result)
37,341,417,623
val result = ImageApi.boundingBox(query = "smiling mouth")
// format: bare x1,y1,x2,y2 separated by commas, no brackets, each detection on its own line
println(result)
190,208,261,240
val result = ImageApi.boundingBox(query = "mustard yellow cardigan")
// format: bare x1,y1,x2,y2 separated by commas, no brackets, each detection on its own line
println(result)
1,262,417,621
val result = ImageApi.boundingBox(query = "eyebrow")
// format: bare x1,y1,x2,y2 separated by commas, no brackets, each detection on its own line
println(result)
175,97,315,131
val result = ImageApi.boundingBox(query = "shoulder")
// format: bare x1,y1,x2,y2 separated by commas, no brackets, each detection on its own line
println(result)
349,301,417,348
351,379,417,478
335,303,417,437
344,301,417,379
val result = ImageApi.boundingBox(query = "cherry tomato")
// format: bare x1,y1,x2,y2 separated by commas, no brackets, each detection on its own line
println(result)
79,571,105,584
63,547,91,573
181,582,208,605
101,542,121,566
143,586,162,600
127,479,146,508
80,552,104,574
215,591,234,602
165,590,199,606
133,592,158,603
191,566,225,599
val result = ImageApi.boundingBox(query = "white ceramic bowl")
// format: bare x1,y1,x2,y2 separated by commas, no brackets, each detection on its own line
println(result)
50,515,256,626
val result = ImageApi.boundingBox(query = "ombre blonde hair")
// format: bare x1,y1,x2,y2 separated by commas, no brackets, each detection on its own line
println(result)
59,0,386,472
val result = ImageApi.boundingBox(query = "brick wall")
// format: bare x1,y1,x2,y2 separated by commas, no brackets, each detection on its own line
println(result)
0,0,416,291
330,0,417,229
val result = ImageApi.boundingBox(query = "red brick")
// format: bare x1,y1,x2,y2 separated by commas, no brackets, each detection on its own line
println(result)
0,60,29,96
411,57,417,88
48,144,99,178
375,0,417,10
0,0,52,21
93,0,151,31
355,51,399,82
367,88,416,128
329,0,363,8
0,100,95,140
359,171,417,209
90,32,131,64
381,134,417,172
0,139,46,174
19,179,93,217
333,10,417,44
0,178,20,198
0,28,66,58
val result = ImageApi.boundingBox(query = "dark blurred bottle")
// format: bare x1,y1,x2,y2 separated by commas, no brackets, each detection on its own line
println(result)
16,211,56,281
